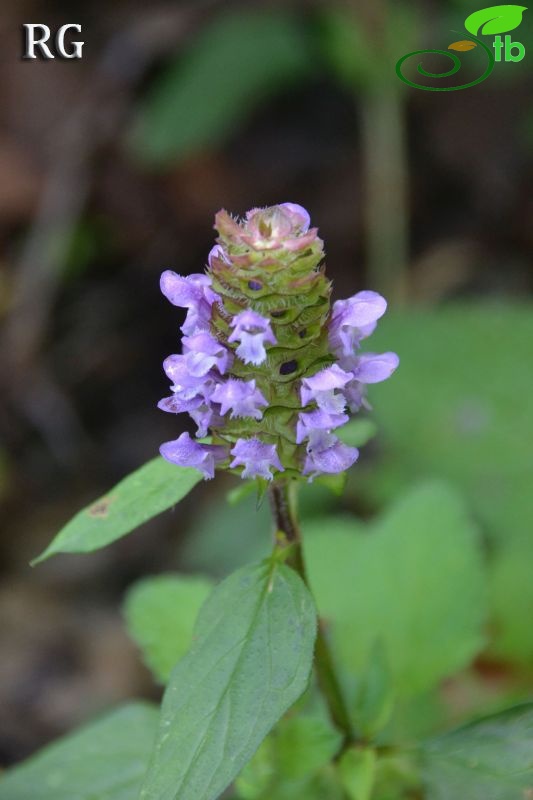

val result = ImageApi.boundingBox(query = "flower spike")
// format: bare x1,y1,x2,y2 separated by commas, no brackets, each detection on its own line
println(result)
158,203,397,481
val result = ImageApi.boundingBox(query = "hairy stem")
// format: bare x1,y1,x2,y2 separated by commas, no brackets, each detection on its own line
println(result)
269,480,354,744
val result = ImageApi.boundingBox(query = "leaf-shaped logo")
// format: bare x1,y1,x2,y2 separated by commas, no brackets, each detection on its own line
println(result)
464,5,527,36
448,40,478,50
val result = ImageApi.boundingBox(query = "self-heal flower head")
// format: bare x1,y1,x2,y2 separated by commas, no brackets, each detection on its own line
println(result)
228,310,276,366
230,438,284,481
159,202,397,482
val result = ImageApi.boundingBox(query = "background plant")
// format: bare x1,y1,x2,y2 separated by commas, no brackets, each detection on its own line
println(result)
1,205,532,799
0,0,532,797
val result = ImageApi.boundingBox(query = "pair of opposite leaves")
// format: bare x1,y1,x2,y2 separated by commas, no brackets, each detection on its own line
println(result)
449,4,527,51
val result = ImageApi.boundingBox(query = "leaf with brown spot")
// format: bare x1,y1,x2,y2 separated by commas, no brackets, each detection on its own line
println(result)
87,496,116,519
32,457,202,563
448,40,478,51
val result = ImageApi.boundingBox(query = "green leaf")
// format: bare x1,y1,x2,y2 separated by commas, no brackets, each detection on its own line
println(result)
33,457,201,563
140,561,317,800
0,702,158,799
304,482,487,697
182,489,271,576
464,5,527,36
226,480,258,506
338,747,377,800
360,305,533,547
356,304,533,663
131,10,311,166
234,737,276,800
353,641,395,739
422,703,533,799
275,716,342,780
337,418,378,448
123,573,213,683
315,472,347,496
489,543,533,664
235,715,342,799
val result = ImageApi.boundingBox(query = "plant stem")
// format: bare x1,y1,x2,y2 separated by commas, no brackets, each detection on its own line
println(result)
361,85,409,305
268,480,354,745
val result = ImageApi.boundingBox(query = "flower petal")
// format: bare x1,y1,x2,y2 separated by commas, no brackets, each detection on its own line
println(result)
229,438,284,480
160,432,227,480
351,352,399,384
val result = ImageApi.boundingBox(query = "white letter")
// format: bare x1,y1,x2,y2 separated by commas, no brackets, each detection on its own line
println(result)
56,24,84,59
23,24,54,59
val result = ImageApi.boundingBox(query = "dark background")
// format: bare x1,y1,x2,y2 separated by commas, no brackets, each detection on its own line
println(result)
0,0,531,766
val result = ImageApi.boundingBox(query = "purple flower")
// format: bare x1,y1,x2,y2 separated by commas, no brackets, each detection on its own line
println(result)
302,430,359,480
163,354,210,393
228,310,276,365
296,407,348,444
229,438,284,480
343,382,369,414
300,364,352,414
160,271,219,335
160,432,227,480
158,393,204,415
182,332,232,376
188,403,225,439
211,378,268,420
341,352,399,413
279,202,310,231
348,352,400,384
329,291,387,358
207,244,230,268
160,353,219,435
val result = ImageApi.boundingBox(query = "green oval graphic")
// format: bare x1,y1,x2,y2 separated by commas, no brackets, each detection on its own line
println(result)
395,34,495,91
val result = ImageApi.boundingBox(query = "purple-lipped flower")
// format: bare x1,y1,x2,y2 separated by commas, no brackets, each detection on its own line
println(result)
158,203,398,482
228,310,276,366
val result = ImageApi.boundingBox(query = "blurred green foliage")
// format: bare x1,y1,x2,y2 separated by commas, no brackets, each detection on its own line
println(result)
131,10,312,166
304,483,486,702
180,479,342,576
236,715,342,799
0,703,158,800
421,703,533,799
123,573,213,683
359,304,533,664
318,4,418,90
338,746,377,800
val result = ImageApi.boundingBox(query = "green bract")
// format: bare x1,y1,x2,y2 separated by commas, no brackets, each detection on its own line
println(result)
208,208,332,473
